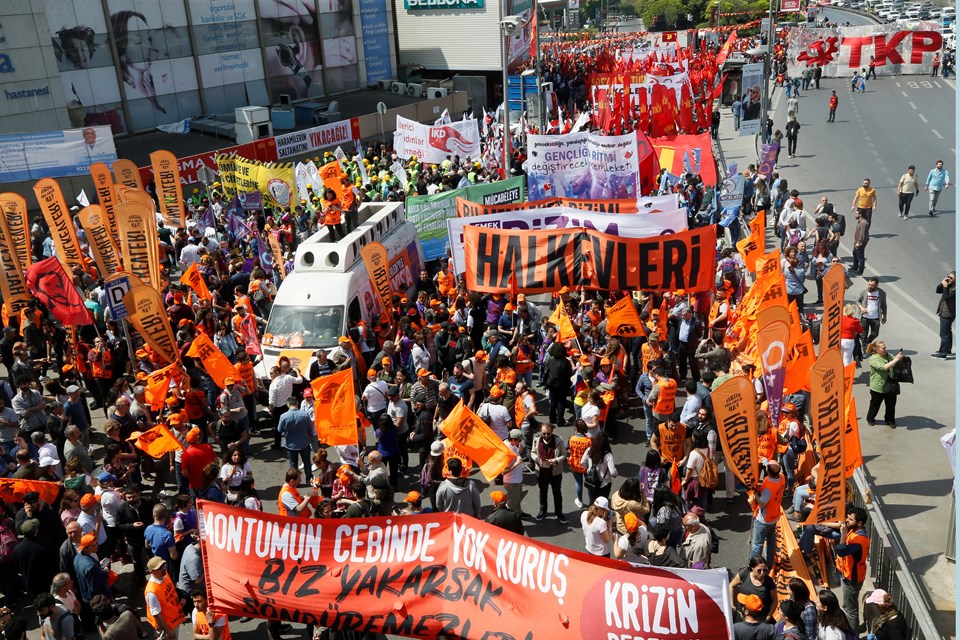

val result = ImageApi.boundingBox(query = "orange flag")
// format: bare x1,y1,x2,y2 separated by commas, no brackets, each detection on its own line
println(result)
773,514,818,601
186,332,239,388
0,478,60,505
33,178,85,272
0,194,31,315
819,264,845,355
549,302,578,343
311,368,358,446
439,400,517,481
150,150,185,228
605,295,644,337
360,242,393,314
78,205,122,278
144,363,184,411
440,438,475,478
128,424,184,458
123,283,179,365
711,375,760,489
655,297,669,341
843,396,863,478
112,158,144,190
89,162,119,241
804,348,846,525
116,201,157,287
784,330,816,394
736,209,766,272
181,262,212,301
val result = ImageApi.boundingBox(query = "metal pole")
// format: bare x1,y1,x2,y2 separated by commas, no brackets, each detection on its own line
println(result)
535,0,546,133
502,3,512,175
758,0,775,157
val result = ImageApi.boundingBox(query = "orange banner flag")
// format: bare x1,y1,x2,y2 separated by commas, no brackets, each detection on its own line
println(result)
311,368,358,446
819,264,845,355
186,333,239,389
440,438,475,478
784,330,816,394
554,302,578,343
124,283,180,365
843,396,863,478
0,193,31,273
605,295,644,337
711,375,760,489
144,363,184,411
360,242,393,315
773,514,818,602
89,162,119,241
754,248,782,282
736,209,766,272
0,194,31,315
0,478,61,505
33,178,85,272
181,262,212,301
319,161,355,208
268,231,287,280
128,424,184,458
439,400,517,481
78,205,122,278
116,202,156,287
112,158,144,190
150,150,185,228
656,297,669,341
804,348,846,525
756,271,789,313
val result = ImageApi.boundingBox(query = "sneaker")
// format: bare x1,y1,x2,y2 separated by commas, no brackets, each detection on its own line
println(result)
930,210,935,216
867,419,876,426
932,352,947,359
886,421,897,428
535,511,546,521
556,513,568,524
574,498,583,509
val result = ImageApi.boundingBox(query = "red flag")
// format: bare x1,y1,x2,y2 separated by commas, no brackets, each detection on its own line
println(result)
711,73,729,100
529,15,538,61
25,257,93,326
679,83,695,134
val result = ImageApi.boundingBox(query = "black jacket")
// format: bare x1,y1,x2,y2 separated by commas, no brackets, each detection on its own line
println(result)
936,282,956,318
117,497,154,546
540,355,573,391
484,506,525,536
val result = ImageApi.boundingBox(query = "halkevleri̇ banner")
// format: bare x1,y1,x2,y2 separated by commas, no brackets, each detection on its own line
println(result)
524,131,639,202
393,115,481,164
456,193,680,217
0,126,117,182
463,225,716,294
0,194,31,314
197,502,732,639
406,177,526,260
447,207,689,275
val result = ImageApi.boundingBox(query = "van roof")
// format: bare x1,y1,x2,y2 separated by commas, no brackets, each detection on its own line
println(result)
293,202,406,274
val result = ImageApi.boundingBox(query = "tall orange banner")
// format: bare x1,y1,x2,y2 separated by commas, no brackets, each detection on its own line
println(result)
784,330,815,394
773,514,818,606
844,396,863,478
439,400,517,481
819,264,845,355
0,194,31,314
89,162,119,240
197,501,732,640
0,193,31,273
112,158,144,190
756,310,791,428
605,295,644,337
711,375,759,489
268,232,287,280
311,368,357,446
123,283,179,365
736,210,765,272
116,202,156,287
78,205,122,278
150,150,185,228
186,333,239,388
360,242,393,314
181,262,212,301
463,225,717,294
456,196,640,217
33,178,85,272
805,348,845,525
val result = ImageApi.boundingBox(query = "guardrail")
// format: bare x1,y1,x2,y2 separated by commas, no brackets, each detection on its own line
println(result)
851,468,943,640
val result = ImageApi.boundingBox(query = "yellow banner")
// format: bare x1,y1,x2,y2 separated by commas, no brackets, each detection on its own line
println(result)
216,153,238,196
234,155,261,193
257,163,296,209
150,150,185,228
89,162,119,241
33,178,85,272
78,205,122,278
112,158,144,190
360,242,392,314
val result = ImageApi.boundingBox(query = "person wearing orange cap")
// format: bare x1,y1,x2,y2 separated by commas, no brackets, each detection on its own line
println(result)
77,493,107,549
484,489,524,535
733,592,777,639
612,511,648,562
181,427,216,494
73,532,111,605
400,491,429,516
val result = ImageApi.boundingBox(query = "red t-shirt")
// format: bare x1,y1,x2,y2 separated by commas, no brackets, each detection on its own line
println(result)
181,444,216,491
840,315,865,340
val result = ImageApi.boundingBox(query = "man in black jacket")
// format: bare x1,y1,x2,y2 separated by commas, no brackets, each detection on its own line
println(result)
484,490,524,536
933,271,956,358
671,307,703,383
116,485,153,582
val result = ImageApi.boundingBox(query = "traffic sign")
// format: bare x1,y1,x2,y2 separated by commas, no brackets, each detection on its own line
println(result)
105,276,131,320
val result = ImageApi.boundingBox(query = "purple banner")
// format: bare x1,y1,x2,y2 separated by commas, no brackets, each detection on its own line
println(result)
759,143,779,181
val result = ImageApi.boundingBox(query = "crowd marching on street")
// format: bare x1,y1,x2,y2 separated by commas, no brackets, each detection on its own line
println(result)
0,12,950,640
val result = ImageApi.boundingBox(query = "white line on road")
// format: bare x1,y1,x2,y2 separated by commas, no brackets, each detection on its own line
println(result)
880,166,891,174
909,101,917,109
932,129,944,139
919,113,928,123
928,242,940,253
918,226,928,235
896,81,902,87
902,90,909,97
934,81,942,88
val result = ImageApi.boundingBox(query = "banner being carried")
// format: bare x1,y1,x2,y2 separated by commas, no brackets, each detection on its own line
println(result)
523,131,639,202
393,115,481,164
456,193,679,217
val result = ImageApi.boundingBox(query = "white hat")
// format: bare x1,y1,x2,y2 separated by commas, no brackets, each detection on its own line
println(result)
593,496,610,510
430,441,445,456
38,451,60,468
66,385,81,394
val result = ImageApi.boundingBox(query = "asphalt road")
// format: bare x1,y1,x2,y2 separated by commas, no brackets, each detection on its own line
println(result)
719,20,957,633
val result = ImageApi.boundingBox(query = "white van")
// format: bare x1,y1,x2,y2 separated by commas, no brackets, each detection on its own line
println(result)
257,201,424,379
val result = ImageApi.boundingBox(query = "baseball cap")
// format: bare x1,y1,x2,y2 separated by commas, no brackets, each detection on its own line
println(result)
167,413,183,425
79,533,97,550
475,350,488,361
593,496,610,510
80,494,100,508
865,590,891,606
488,385,504,398
338,336,351,344
387,385,400,396
404,491,422,503
490,490,507,503
738,593,765,613
20,518,39,535
303,388,314,399
22,492,39,503
66,385,81,394
416,368,430,377
508,429,522,440
623,512,640,533
382,356,391,365
97,472,117,484
430,441,445,456
186,427,201,443
367,368,377,377
224,377,236,386
146,556,167,571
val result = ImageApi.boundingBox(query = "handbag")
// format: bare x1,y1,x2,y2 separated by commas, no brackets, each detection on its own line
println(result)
882,378,901,396
893,355,914,383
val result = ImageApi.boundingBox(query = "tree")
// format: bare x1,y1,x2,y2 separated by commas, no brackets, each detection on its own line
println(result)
627,0,684,26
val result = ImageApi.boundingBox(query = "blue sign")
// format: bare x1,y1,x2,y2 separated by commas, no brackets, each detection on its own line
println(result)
105,276,131,320
360,0,393,83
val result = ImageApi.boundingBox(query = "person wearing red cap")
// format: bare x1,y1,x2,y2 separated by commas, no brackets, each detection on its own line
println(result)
181,428,216,494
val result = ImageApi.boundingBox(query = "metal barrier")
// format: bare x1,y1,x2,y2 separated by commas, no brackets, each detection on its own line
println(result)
851,468,944,640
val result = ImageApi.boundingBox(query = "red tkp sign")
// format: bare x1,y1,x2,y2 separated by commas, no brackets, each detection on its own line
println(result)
781,0,801,10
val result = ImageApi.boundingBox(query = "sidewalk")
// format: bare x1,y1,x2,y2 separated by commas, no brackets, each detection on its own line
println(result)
713,89,956,638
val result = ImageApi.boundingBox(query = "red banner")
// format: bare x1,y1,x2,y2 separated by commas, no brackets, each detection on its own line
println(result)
137,138,278,187
651,133,718,186
25,257,93,326
197,501,732,639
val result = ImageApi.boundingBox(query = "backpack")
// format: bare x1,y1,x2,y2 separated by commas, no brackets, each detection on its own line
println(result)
789,422,808,454
0,520,18,564
583,463,603,490
52,610,83,640
698,454,719,490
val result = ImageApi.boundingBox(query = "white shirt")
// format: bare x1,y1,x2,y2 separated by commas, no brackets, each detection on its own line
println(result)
77,509,107,545
179,243,201,267
502,440,524,484
477,402,511,440
680,394,702,424
581,511,611,556
96,488,123,527
269,372,304,409
219,461,253,489
387,399,408,435
362,380,389,412
145,575,164,615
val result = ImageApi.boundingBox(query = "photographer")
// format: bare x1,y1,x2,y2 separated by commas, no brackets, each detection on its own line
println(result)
932,271,956,359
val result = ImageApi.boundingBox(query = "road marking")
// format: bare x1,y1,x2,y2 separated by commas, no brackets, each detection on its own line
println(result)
902,90,910,97
896,81,902,87
919,113,928,123
932,129,944,139
909,101,917,109
918,226,928,235
928,242,939,252
934,81,942,88
908,81,919,88
880,166,891,174
921,81,933,88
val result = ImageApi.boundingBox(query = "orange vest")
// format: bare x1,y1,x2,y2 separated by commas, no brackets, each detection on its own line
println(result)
91,350,112,379
657,422,687,464
195,609,232,640
641,343,661,373
437,271,454,296
514,392,529,427
236,361,255,397
278,484,305,517
567,434,591,473
653,378,677,415
323,202,342,225
184,389,207,420
515,344,534,374
756,474,785,522
835,529,869,583
145,574,186,631
757,428,778,463
777,418,799,455
709,300,728,328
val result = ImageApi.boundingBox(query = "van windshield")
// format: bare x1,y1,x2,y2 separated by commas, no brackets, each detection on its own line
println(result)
262,305,345,349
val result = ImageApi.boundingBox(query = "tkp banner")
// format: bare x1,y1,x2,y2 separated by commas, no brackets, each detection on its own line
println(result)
523,131,640,202
394,115,481,164
198,502,732,639
787,24,943,77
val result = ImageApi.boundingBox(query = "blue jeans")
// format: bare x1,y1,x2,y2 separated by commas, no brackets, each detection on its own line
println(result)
799,525,840,556
793,484,812,513
751,519,778,567
783,446,799,489
285,447,313,477
571,471,584,503
643,403,655,441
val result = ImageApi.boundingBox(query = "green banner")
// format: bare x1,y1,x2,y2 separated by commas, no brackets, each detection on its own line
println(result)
406,176,526,260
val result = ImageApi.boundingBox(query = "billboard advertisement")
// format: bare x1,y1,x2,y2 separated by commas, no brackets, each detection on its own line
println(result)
0,126,117,181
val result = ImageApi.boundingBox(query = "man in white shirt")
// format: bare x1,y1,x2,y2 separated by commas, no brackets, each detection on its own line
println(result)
178,236,201,268
361,368,389,427
95,472,123,554
502,429,525,513
268,365,304,450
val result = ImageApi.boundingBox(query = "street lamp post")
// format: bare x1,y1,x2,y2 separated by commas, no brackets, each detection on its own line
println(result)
757,0,776,154
501,12,522,175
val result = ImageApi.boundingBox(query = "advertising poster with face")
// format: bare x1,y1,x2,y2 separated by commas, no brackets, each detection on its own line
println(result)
739,62,764,137
260,0,327,101
319,0,362,93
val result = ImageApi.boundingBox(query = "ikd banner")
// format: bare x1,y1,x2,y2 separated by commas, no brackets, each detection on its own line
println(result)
0,126,117,182
739,63,764,137
0,194,31,314
463,225,717,294
393,115,481,164
759,143,779,180
456,193,679,217
523,131,640,203
805,348,846,525
711,375,760,489
197,501,733,639
819,264,845,355
756,307,791,430
787,25,943,77
447,206,689,274
406,176,526,260
150,150,185,228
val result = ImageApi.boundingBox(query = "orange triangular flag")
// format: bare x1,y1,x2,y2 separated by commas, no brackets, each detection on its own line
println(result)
144,363,183,411
185,333,239,388
438,400,517,481
552,302,578,343
181,262,212,301
128,424,184,458
311,368,358,446
605,295,644,337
